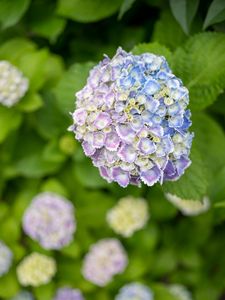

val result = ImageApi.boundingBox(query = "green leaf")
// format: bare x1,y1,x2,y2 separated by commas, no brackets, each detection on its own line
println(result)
214,201,225,208
28,0,66,43
152,10,187,50
203,0,225,29
0,38,36,63
34,92,69,140
0,217,21,243
16,92,43,112
9,130,65,178
152,283,179,300
0,271,19,298
118,0,136,20
40,178,69,198
54,62,95,114
172,32,225,110
163,144,208,201
169,0,200,34
43,55,65,88
192,113,225,176
0,0,30,29
57,0,123,22
0,106,22,143
18,49,49,91
132,42,172,64
34,282,55,300
74,157,108,189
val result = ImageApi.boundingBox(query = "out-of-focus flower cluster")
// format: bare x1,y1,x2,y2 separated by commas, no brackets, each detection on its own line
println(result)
0,240,13,277
165,193,210,216
23,192,76,250
168,284,192,300
0,61,29,107
107,196,149,237
82,238,128,286
53,287,84,300
17,253,56,287
11,291,34,300
70,48,193,188
115,282,153,300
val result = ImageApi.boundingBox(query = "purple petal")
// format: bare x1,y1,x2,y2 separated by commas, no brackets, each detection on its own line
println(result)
175,156,191,176
138,138,156,155
130,115,143,131
93,132,105,148
112,167,130,187
82,141,96,156
91,149,105,167
99,166,112,183
94,112,111,129
116,124,136,144
104,150,118,164
140,166,161,186
105,132,120,151
105,92,115,107
163,160,176,179
118,144,137,163
72,108,87,126
130,176,141,187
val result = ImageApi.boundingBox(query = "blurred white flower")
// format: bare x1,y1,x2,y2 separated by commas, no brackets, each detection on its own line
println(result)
168,284,192,300
0,61,29,107
165,193,210,216
82,238,128,286
0,240,13,277
106,196,149,237
17,252,56,287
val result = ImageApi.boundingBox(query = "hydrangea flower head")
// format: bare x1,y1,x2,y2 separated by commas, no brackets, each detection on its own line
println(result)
0,61,29,107
168,284,192,300
116,282,153,300
23,192,76,250
11,291,34,300
82,238,128,286
165,194,210,216
54,287,84,300
70,48,193,187
106,196,149,237
0,240,13,277
17,252,56,287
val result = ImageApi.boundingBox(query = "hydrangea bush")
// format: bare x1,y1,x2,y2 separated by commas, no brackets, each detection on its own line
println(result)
0,0,225,300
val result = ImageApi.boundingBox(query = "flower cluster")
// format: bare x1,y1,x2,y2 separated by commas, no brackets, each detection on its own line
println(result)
115,282,153,300
0,61,29,107
54,287,84,300
168,284,192,300
23,192,76,250
106,196,149,237
70,48,193,188
0,240,13,277
165,193,210,216
82,238,128,286
17,253,56,287
11,291,34,300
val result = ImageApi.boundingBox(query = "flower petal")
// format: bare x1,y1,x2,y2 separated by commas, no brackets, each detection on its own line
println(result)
140,166,161,186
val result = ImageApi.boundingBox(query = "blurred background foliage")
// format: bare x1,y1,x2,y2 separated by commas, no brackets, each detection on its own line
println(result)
0,0,225,299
